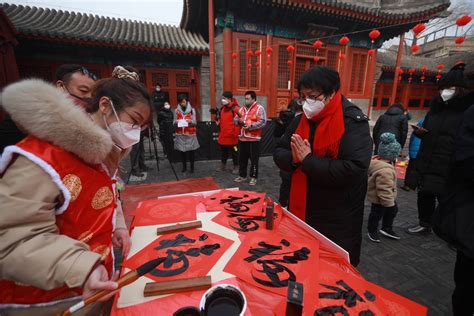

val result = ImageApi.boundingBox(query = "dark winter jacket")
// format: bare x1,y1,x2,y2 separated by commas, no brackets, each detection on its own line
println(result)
373,105,408,153
273,97,373,266
157,108,174,139
415,91,474,194
152,90,167,111
433,103,474,258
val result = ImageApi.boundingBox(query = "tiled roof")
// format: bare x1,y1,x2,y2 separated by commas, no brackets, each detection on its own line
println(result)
1,3,208,54
377,50,474,74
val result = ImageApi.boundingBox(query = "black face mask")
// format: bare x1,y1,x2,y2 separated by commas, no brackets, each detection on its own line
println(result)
64,86,93,107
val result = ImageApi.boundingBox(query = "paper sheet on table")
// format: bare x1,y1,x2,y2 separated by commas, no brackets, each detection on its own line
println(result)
177,119,188,127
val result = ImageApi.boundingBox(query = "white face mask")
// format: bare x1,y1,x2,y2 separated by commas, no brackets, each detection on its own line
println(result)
440,88,456,102
303,98,326,118
164,103,171,110
156,87,161,91
222,98,230,105
103,100,141,149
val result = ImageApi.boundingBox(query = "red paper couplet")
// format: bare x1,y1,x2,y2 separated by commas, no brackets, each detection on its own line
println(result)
203,190,266,216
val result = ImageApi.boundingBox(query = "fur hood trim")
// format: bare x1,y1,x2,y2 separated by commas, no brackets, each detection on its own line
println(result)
1,79,113,164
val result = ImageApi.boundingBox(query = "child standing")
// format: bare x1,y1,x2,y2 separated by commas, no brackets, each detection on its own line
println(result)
367,132,402,242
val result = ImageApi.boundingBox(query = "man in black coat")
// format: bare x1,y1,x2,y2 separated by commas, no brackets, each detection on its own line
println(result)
273,67,372,266
408,62,474,234
152,84,167,113
372,103,408,154
157,101,174,157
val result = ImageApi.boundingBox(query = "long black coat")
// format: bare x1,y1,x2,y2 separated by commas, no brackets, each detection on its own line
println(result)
433,103,474,258
373,105,408,153
415,92,474,194
273,97,372,266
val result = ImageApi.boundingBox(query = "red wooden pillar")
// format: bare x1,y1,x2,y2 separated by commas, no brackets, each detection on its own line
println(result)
367,50,378,119
223,27,233,92
340,45,351,95
208,0,217,120
390,33,404,105
265,34,273,114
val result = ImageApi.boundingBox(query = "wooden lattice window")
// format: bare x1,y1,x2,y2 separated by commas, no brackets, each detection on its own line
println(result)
295,58,308,87
349,53,367,94
176,73,190,87
152,72,169,87
326,51,338,70
296,45,320,57
238,39,260,89
277,45,290,89
19,64,52,81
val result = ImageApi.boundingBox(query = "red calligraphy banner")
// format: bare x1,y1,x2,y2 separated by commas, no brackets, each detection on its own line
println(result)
123,229,233,283
203,190,266,216
130,195,202,227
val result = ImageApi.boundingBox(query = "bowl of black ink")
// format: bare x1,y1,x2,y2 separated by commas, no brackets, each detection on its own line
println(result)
199,284,247,316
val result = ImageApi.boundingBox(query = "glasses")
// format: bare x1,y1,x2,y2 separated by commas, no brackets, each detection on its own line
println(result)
296,91,324,105
121,108,149,130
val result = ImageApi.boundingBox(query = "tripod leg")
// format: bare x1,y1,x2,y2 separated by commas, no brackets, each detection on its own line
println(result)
166,136,179,181
150,128,160,172
126,144,141,184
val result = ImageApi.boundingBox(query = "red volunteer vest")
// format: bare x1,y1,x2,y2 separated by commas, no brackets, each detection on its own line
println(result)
175,110,196,135
0,136,116,306
238,102,263,140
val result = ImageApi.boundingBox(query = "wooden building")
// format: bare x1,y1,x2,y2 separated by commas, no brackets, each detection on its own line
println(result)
181,0,450,119
0,3,208,117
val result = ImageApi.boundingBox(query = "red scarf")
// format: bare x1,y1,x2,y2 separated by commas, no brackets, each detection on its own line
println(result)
288,92,345,221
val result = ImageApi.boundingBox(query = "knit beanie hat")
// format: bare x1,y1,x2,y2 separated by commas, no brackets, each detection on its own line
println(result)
378,132,401,160
438,61,467,89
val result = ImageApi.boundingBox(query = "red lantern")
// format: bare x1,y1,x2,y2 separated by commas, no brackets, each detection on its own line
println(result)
412,23,426,36
265,46,273,54
411,44,420,54
398,68,404,75
313,56,320,63
246,50,253,58
456,15,472,27
368,49,376,56
421,75,426,83
313,40,323,49
455,37,465,45
437,64,444,71
255,50,261,57
408,68,416,75
266,60,271,66
255,61,260,67
339,36,349,46
436,74,442,81
287,60,293,65
231,52,237,60
408,77,413,83
247,63,252,68
339,54,345,61
369,29,381,43
421,66,428,73
398,75,402,81
287,45,295,53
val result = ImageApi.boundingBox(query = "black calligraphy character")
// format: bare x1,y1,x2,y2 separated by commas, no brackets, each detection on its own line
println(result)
316,280,375,316
244,239,310,288
229,217,260,232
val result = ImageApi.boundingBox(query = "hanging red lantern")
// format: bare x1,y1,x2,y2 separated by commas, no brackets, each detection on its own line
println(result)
287,45,295,53
368,49,376,57
421,66,428,73
265,46,273,54
287,60,293,65
455,37,465,45
246,50,254,58
339,36,349,46
408,77,413,83
421,75,426,83
369,29,381,43
456,15,472,27
231,52,237,60
436,74,442,81
255,50,261,57
411,44,420,54
408,68,415,75
398,75,402,81
247,63,252,69
313,56,320,63
266,60,271,66
412,23,426,36
255,61,260,67
437,64,444,71
398,68,404,75
313,40,323,50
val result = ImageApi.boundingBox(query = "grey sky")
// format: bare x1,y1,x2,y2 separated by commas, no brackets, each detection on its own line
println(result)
4,0,183,25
